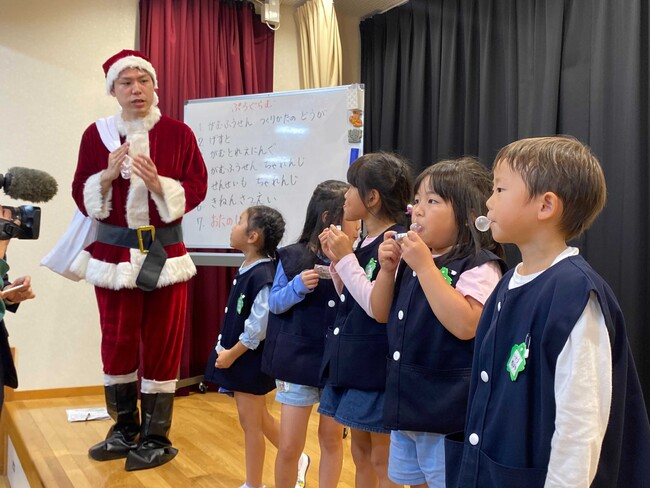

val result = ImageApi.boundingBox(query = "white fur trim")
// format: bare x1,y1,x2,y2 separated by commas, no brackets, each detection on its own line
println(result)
141,378,177,393
75,249,196,290
106,55,158,95
115,107,161,136
104,371,138,386
125,175,150,228
83,172,112,219
151,177,186,223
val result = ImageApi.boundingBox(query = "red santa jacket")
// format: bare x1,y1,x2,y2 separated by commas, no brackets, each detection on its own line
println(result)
71,111,207,290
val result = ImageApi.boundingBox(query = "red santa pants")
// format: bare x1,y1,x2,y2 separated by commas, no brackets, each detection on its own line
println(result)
95,281,188,381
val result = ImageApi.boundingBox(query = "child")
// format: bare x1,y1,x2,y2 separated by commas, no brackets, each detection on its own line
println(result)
370,157,506,488
264,180,360,488
204,205,286,488
446,136,650,487
319,152,412,488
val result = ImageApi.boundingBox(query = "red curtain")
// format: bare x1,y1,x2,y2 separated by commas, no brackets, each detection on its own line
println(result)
139,0,275,392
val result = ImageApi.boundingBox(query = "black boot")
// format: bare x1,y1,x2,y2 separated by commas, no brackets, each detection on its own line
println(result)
88,382,140,461
125,392,178,471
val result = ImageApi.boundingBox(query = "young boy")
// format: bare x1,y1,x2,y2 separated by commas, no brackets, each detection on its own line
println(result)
445,136,650,487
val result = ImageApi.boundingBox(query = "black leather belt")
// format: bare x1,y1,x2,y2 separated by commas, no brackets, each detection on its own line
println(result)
96,222,184,292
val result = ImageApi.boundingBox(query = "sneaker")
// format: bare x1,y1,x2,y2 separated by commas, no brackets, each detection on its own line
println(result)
295,452,310,488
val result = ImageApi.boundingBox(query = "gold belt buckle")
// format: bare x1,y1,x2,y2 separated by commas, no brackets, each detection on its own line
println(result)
136,225,156,254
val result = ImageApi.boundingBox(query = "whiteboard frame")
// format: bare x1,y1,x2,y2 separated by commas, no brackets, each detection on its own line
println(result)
184,85,364,267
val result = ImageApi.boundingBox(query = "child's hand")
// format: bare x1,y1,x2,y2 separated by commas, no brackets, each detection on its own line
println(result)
400,231,435,274
378,231,402,274
215,348,235,369
325,225,354,261
301,269,320,289
319,228,337,263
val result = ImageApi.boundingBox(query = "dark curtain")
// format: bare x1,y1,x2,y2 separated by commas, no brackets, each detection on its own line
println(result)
139,0,275,392
361,0,650,408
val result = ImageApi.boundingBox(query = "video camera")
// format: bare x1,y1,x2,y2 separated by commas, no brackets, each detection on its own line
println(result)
0,206,41,240
0,167,58,240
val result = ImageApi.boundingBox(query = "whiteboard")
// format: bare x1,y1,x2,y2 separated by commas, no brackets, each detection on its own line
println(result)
182,85,364,249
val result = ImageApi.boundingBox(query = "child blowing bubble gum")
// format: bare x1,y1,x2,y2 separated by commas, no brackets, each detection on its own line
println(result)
264,180,360,488
446,136,650,487
370,157,506,488
204,205,285,488
318,152,412,488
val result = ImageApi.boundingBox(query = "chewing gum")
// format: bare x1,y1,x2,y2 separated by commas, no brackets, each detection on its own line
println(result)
314,264,332,279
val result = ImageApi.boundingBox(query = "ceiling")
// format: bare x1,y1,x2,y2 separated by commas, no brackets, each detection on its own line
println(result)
280,0,409,18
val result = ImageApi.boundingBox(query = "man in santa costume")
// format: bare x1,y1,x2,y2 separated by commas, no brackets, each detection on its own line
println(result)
71,49,207,471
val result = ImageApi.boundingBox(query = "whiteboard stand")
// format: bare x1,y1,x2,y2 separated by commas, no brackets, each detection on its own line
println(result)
189,252,245,267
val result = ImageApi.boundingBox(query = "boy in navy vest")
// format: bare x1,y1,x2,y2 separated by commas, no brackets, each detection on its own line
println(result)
446,136,650,487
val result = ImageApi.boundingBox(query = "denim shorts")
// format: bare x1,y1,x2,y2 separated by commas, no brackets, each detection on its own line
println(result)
275,380,321,407
388,430,446,487
317,384,390,434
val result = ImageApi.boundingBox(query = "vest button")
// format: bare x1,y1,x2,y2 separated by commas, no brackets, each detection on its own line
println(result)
481,371,489,383
412,270,417,277
224,306,228,313
469,433,479,445
333,327,340,335
328,300,336,308
340,294,346,302
398,310,404,320
393,351,401,361
497,301,502,311
233,278,237,285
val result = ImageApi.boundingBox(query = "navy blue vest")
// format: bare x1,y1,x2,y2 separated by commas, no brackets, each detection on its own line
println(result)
204,260,276,395
384,250,506,433
320,224,405,391
446,256,650,488
262,244,338,387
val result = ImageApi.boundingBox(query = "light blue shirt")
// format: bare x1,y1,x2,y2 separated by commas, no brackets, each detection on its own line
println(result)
216,258,271,352
268,259,314,315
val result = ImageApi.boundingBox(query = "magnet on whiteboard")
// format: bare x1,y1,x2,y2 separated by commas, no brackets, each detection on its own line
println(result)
349,148,360,163
348,129,362,143
346,83,365,111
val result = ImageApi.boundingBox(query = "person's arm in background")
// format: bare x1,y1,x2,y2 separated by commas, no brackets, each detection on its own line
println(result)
0,214,35,308
1,251,35,310
2,267,35,311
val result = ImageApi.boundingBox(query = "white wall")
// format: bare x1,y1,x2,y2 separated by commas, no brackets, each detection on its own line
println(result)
0,0,139,390
272,4,302,92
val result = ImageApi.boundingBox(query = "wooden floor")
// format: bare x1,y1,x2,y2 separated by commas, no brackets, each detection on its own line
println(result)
1,392,356,487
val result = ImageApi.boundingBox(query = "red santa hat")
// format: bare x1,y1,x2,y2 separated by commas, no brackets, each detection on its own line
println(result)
102,49,158,95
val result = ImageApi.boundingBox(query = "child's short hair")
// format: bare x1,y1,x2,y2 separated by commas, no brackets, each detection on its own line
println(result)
494,136,607,241
246,206,286,258
414,157,504,264
347,152,413,226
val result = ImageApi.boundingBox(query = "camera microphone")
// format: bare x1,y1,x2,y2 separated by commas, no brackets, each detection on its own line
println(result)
0,167,58,203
